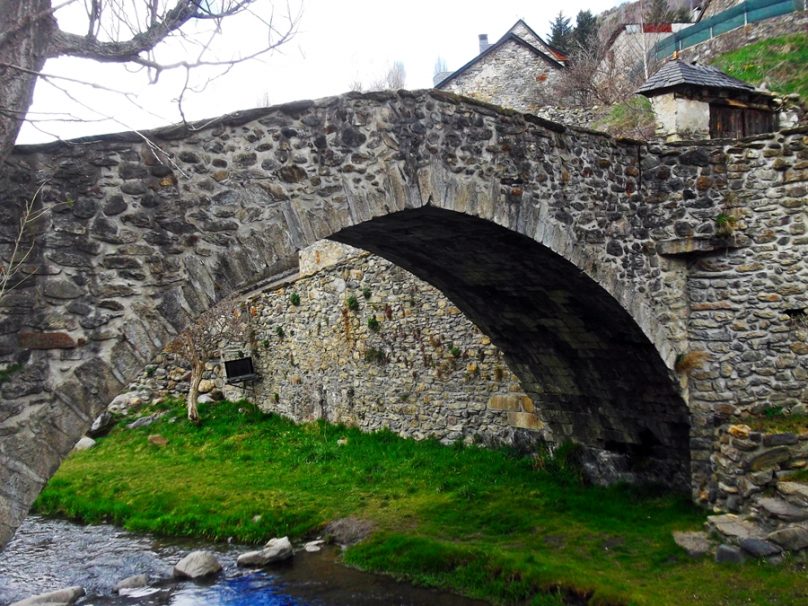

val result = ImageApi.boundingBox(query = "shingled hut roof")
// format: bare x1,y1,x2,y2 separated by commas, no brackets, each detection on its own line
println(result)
637,60,756,97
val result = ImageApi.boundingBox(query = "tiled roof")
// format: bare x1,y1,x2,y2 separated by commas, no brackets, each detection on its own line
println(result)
637,60,756,96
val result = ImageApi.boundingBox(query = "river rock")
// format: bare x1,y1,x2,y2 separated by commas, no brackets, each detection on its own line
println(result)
108,391,150,414
323,517,375,546
739,538,782,558
777,481,808,507
87,411,115,438
127,412,165,430
10,586,85,606
304,539,325,552
715,544,745,564
767,525,808,551
198,394,216,404
672,530,711,557
706,514,765,541
198,379,216,394
237,536,293,567
173,550,222,579
755,497,808,522
115,574,148,591
73,437,96,451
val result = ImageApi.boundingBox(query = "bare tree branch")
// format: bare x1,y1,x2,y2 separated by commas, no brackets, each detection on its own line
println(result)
0,1,300,165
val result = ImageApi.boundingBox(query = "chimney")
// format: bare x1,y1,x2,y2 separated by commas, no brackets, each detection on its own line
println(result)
479,34,490,53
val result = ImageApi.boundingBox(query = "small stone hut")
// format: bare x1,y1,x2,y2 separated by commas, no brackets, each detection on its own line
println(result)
637,60,777,141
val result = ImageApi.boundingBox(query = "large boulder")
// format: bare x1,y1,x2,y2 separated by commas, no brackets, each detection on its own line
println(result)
173,551,222,579
10,586,85,606
108,391,150,414
237,536,293,567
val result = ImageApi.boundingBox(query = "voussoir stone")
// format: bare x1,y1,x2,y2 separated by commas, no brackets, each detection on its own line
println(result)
10,586,85,606
237,536,293,567
173,550,222,579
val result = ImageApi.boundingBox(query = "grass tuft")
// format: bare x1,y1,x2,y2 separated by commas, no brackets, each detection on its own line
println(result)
712,33,808,99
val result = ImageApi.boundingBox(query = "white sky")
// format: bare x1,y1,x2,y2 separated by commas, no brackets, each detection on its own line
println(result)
18,0,627,144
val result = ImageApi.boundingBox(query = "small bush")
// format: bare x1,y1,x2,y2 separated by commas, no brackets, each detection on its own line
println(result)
594,97,655,140
362,287,372,300
0,363,21,385
346,295,359,312
367,317,380,332
276,326,285,338
290,292,301,306
715,212,737,238
674,351,709,375
449,346,462,358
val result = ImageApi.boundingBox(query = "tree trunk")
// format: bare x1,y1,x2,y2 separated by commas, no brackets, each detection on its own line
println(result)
187,359,204,422
0,0,55,165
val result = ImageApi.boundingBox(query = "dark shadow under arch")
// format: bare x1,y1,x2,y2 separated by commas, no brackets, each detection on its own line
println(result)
331,207,690,487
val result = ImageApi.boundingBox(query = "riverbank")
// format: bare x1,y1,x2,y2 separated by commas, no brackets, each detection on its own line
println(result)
33,400,807,605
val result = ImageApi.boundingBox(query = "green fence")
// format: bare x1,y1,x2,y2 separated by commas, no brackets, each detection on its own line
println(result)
653,0,804,59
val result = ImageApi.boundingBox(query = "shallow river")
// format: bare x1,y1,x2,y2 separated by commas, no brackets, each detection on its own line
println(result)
0,517,486,606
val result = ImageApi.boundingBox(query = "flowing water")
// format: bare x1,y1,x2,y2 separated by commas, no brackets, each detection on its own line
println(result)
0,517,486,606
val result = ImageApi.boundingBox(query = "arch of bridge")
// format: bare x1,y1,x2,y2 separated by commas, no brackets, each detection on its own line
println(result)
0,90,694,547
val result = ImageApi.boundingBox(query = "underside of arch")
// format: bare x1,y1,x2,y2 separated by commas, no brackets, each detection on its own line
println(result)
331,207,691,488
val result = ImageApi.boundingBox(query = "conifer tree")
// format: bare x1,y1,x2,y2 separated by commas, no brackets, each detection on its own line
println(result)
548,11,573,53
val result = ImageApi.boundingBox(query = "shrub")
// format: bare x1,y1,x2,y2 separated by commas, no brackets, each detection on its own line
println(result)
674,351,709,375
290,292,301,306
367,317,380,332
346,295,360,312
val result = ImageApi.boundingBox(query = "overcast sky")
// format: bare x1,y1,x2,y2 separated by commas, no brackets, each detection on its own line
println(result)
18,0,626,144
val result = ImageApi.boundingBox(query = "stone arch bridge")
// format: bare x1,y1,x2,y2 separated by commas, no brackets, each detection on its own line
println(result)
1,90,805,548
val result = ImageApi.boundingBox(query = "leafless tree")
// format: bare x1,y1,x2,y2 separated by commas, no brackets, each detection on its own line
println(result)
164,298,249,422
352,60,406,93
0,0,299,165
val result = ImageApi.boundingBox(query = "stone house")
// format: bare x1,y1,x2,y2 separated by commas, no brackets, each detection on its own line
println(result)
601,21,692,82
434,20,567,115
637,59,777,140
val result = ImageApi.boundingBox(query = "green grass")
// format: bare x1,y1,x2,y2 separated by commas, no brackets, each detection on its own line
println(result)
35,400,808,605
711,34,808,99
746,412,808,435
593,97,655,140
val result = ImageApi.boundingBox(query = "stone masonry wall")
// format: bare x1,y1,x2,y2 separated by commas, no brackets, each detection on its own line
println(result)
111,240,544,448
241,243,544,447
649,128,808,502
